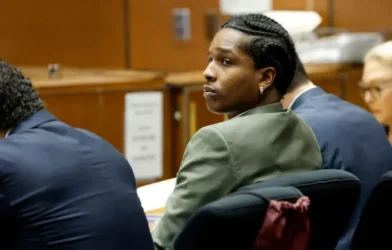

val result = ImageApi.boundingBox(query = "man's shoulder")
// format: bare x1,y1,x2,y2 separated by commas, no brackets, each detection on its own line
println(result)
197,110,307,145
0,139,22,170
212,110,295,130
295,94,376,124
294,94,388,148
1,124,113,157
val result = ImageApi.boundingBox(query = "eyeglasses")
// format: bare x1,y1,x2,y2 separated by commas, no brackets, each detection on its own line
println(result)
358,81,392,100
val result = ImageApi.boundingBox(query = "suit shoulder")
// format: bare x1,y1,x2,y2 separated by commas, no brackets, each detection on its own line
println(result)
191,125,227,146
0,141,20,167
205,110,305,139
215,109,300,126
298,96,378,126
74,127,103,139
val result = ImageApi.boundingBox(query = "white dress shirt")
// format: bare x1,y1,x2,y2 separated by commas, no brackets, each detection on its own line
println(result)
5,128,12,137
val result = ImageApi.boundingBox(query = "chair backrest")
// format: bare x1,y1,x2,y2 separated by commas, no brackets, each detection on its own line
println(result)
239,169,361,250
351,170,392,250
172,186,302,250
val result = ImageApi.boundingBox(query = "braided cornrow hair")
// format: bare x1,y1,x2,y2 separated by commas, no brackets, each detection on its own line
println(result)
0,60,44,131
221,14,297,96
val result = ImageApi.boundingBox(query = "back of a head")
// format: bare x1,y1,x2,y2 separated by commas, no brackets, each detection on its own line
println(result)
287,55,309,93
221,14,298,96
0,60,43,131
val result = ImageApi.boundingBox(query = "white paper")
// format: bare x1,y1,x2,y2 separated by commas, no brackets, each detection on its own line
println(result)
263,11,322,36
219,0,272,15
137,178,176,212
124,92,163,180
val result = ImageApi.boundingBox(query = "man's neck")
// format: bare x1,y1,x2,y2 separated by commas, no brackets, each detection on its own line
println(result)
0,131,7,138
388,134,392,145
281,81,315,109
228,88,281,119
0,128,13,138
385,124,392,144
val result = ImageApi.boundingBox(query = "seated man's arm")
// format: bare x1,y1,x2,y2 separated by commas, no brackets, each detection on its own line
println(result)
0,158,17,247
152,126,237,249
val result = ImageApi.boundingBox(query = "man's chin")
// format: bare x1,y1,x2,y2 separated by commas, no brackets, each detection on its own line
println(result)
205,103,226,115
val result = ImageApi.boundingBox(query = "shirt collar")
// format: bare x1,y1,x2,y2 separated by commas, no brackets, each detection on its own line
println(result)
288,86,316,109
5,128,12,137
234,103,284,119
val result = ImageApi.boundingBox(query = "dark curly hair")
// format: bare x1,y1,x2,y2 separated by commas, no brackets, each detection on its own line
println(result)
0,60,44,131
221,14,297,96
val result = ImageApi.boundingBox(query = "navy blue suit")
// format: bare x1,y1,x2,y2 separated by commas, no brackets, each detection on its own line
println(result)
0,110,154,250
291,87,392,250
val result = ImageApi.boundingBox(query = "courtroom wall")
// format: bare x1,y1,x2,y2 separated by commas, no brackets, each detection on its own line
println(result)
274,0,392,32
129,0,220,71
1,0,392,70
0,0,126,68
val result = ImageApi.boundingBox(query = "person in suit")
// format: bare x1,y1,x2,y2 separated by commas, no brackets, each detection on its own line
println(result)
0,60,154,250
152,14,322,249
281,57,392,250
360,41,392,143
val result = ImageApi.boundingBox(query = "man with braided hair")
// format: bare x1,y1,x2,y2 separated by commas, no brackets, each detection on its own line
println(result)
152,14,322,249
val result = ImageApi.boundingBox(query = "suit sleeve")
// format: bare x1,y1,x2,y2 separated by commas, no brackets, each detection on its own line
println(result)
151,126,237,249
0,158,17,243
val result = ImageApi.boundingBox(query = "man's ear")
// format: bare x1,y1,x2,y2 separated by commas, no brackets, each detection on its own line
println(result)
258,67,276,90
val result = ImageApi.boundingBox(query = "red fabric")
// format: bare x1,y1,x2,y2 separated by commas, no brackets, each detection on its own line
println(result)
252,196,311,250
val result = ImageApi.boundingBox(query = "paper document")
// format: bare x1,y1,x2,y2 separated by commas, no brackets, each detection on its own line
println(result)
263,11,322,36
137,178,176,212
219,0,272,15
124,92,163,180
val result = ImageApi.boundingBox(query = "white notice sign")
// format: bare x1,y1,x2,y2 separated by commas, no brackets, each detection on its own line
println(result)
124,92,163,180
219,0,272,15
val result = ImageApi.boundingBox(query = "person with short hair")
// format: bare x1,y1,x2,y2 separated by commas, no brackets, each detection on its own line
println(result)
0,60,154,250
281,56,392,250
360,41,392,143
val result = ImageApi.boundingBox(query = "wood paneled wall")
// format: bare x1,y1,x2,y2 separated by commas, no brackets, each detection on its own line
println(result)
333,0,392,32
129,0,219,71
1,0,392,70
0,0,126,68
274,0,392,32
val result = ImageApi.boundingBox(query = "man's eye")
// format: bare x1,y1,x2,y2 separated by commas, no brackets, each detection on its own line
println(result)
222,59,231,65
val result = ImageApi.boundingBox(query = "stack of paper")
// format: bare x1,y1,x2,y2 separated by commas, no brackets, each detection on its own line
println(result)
137,178,176,212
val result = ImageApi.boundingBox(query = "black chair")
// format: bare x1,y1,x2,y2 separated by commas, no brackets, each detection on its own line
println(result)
351,171,392,250
173,170,361,250
240,169,361,250
173,186,302,250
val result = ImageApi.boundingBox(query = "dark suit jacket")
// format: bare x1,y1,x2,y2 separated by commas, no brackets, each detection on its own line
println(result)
0,109,154,250
291,87,392,250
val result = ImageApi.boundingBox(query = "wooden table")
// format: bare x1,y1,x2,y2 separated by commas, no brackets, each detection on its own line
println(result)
145,207,166,215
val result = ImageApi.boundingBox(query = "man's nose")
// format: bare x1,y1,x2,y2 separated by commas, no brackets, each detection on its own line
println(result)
203,64,217,82
364,91,374,104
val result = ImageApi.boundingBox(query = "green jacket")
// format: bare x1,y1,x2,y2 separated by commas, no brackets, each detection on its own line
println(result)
152,103,322,249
